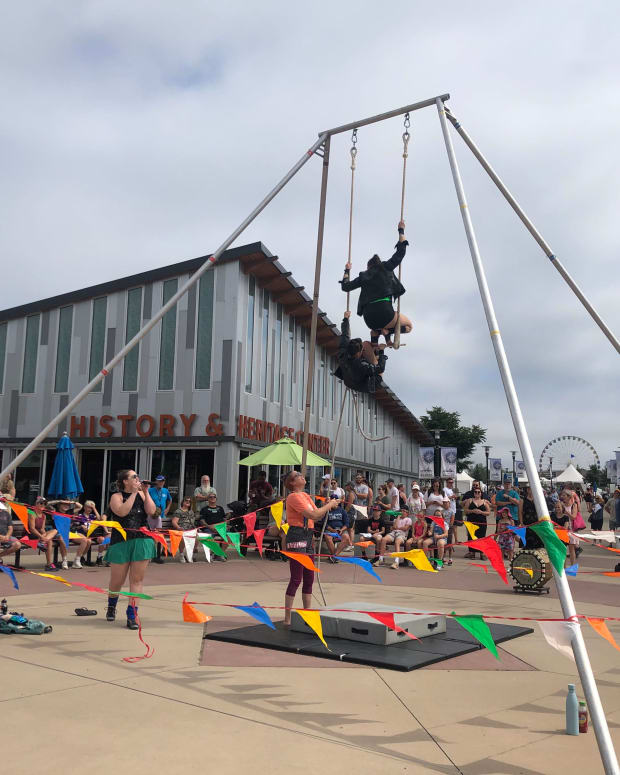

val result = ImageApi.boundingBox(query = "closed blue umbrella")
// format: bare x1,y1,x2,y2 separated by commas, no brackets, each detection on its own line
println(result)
47,433,84,500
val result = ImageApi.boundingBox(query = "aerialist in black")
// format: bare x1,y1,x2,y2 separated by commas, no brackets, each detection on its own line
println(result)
333,311,387,394
339,221,412,347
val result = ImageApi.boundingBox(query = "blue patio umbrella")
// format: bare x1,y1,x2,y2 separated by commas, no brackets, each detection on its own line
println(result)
47,433,84,500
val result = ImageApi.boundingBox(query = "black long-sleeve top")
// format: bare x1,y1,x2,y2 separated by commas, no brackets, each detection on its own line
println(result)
333,316,387,394
340,240,408,317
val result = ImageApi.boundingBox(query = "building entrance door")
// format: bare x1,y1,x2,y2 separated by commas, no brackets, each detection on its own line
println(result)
151,449,182,511
80,450,106,513
183,449,214,502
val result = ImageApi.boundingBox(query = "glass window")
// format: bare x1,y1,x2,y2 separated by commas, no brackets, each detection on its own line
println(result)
273,303,282,403
245,276,255,392
22,313,40,393
123,287,142,392
195,272,214,389
260,289,270,398
158,279,178,391
318,349,325,416
79,449,105,513
150,449,181,512
88,297,107,393
329,357,335,420
15,450,42,503
106,449,138,500
54,306,73,393
286,316,294,407
298,326,306,410
0,322,7,393
184,449,214,502
238,450,250,501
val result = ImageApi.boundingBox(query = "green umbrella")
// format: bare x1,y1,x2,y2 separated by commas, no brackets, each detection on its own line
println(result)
237,436,330,467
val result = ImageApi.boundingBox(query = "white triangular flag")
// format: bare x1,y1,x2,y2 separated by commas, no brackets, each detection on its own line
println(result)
354,505,367,519
201,543,212,563
183,529,197,562
538,620,580,661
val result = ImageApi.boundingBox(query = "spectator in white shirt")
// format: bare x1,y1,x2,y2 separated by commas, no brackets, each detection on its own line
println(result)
386,478,400,510
407,483,426,516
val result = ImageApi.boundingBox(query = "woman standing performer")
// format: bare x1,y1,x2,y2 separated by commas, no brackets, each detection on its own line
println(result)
105,469,156,629
282,471,339,626
340,221,412,347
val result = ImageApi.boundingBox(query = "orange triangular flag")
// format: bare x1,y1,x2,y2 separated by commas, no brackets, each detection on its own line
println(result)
182,601,212,623
586,618,620,652
603,572,620,577
280,551,320,572
555,528,570,543
355,541,373,548
296,609,329,650
168,530,183,557
8,502,30,533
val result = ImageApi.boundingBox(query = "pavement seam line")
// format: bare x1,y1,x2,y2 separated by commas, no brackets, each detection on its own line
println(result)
0,681,95,704
0,653,431,767
372,668,464,774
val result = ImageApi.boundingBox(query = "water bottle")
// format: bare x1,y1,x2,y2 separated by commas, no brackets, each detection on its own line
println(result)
566,684,579,735
0,599,7,615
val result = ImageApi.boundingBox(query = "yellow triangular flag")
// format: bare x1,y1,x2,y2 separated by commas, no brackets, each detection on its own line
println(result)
281,523,289,534
464,521,480,540
69,532,82,540
270,500,283,529
87,520,127,540
391,549,437,572
296,609,329,650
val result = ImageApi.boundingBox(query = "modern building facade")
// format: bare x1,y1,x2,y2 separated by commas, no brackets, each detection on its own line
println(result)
0,243,432,511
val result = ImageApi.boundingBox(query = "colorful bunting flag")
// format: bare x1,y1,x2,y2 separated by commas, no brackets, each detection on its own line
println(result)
69,532,82,540
183,529,197,560
451,612,499,659
19,536,39,550
364,611,419,640
53,514,70,549
198,537,227,558
586,617,620,653
168,530,183,557
109,590,153,600
463,521,479,540
36,572,71,586
555,528,570,543
182,601,211,623
139,527,169,555
281,551,320,572
462,537,508,584
530,521,567,574
538,620,579,661
295,609,329,650
87,520,126,540
337,556,382,582
508,525,526,546
228,532,243,557
253,528,265,556
391,549,437,572
428,515,445,531
201,542,211,563
243,512,256,538
281,523,289,534
213,522,228,542
233,602,276,629
8,502,30,532
270,501,283,529
355,540,373,548
70,581,107,594
0,565,19,590
565,564,579,577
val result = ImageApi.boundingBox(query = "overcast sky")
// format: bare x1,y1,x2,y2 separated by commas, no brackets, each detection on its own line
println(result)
1,2,618,473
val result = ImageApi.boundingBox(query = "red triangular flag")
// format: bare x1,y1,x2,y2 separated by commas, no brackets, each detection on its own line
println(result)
243,512,256,538
428,515,446,531
19,536,39,550
253,528,265,556
463,536,508,584
140,527,169,555
363,611,419,640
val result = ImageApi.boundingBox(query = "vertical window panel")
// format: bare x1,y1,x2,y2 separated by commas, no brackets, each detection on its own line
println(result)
274,303,282,403
88,297,107,392
260,289,269,398
22,314,41,394
286,317,294,407
297,326,306,410
158,279,178,390
54,306,73,393
245,276,255,392
318,349,325,416
195,273,214,389
0,322,8,393
123,288,142,392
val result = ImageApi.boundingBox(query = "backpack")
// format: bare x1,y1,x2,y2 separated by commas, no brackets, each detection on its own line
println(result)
0,614,52,635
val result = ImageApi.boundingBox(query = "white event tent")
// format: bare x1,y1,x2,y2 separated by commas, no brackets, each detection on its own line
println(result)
554,463,584,484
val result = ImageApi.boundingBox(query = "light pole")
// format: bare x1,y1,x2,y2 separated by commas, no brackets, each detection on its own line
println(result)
484,445,492,488
433,429,442,478
511,450,517,486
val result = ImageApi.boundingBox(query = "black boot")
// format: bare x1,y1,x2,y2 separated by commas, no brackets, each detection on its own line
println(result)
106,596,119,622
126,604,139,630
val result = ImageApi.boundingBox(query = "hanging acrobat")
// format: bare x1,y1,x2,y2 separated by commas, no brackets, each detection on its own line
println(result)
333,309,387,394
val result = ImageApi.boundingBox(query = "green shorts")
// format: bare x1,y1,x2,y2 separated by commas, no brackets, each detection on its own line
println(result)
105,538,157,564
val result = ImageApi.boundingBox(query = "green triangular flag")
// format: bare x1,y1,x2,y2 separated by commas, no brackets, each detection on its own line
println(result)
451,612,499,660
433,558,444,568
213,522,228,541
198,537,227,558
530,521,566,575
385,510,401,516
228,532,243,557
109,590,153,600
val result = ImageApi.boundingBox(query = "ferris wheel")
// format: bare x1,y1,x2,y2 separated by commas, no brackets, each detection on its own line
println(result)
538,436,600,473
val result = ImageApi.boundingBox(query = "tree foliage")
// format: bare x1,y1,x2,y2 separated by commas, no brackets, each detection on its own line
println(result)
420,406,487,473
584,464,608,489
469,463,488,482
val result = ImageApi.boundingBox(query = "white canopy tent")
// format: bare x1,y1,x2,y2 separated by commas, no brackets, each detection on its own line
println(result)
554,463,584,484
456,470,474,492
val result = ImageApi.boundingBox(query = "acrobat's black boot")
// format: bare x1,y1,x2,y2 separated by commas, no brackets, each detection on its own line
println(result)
106,596,118,622
126,604,139,630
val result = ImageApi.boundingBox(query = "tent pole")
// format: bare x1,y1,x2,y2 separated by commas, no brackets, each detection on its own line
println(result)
436,97,619,775
301,137,331,481
444,107,620,355
0,135,326,482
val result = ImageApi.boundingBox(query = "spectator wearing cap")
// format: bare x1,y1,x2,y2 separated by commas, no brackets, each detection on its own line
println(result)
148,475,172,563
248,471,274,508
319,473,331,502
495,478,520,524
407,483,425,517
316,495,352,563
28,496,69,570
0,478,24,564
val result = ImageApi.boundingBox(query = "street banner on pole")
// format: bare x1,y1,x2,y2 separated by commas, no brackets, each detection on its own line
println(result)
419,447,435,478
516,460,526,480
440,447,458,478
489,458,502,483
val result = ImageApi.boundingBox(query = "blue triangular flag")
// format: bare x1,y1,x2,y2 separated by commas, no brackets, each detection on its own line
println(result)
53,514,71,550
0,564,19,590
337,556,382,582
565,564,579,577
233,601,276,630
508,525,527,547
